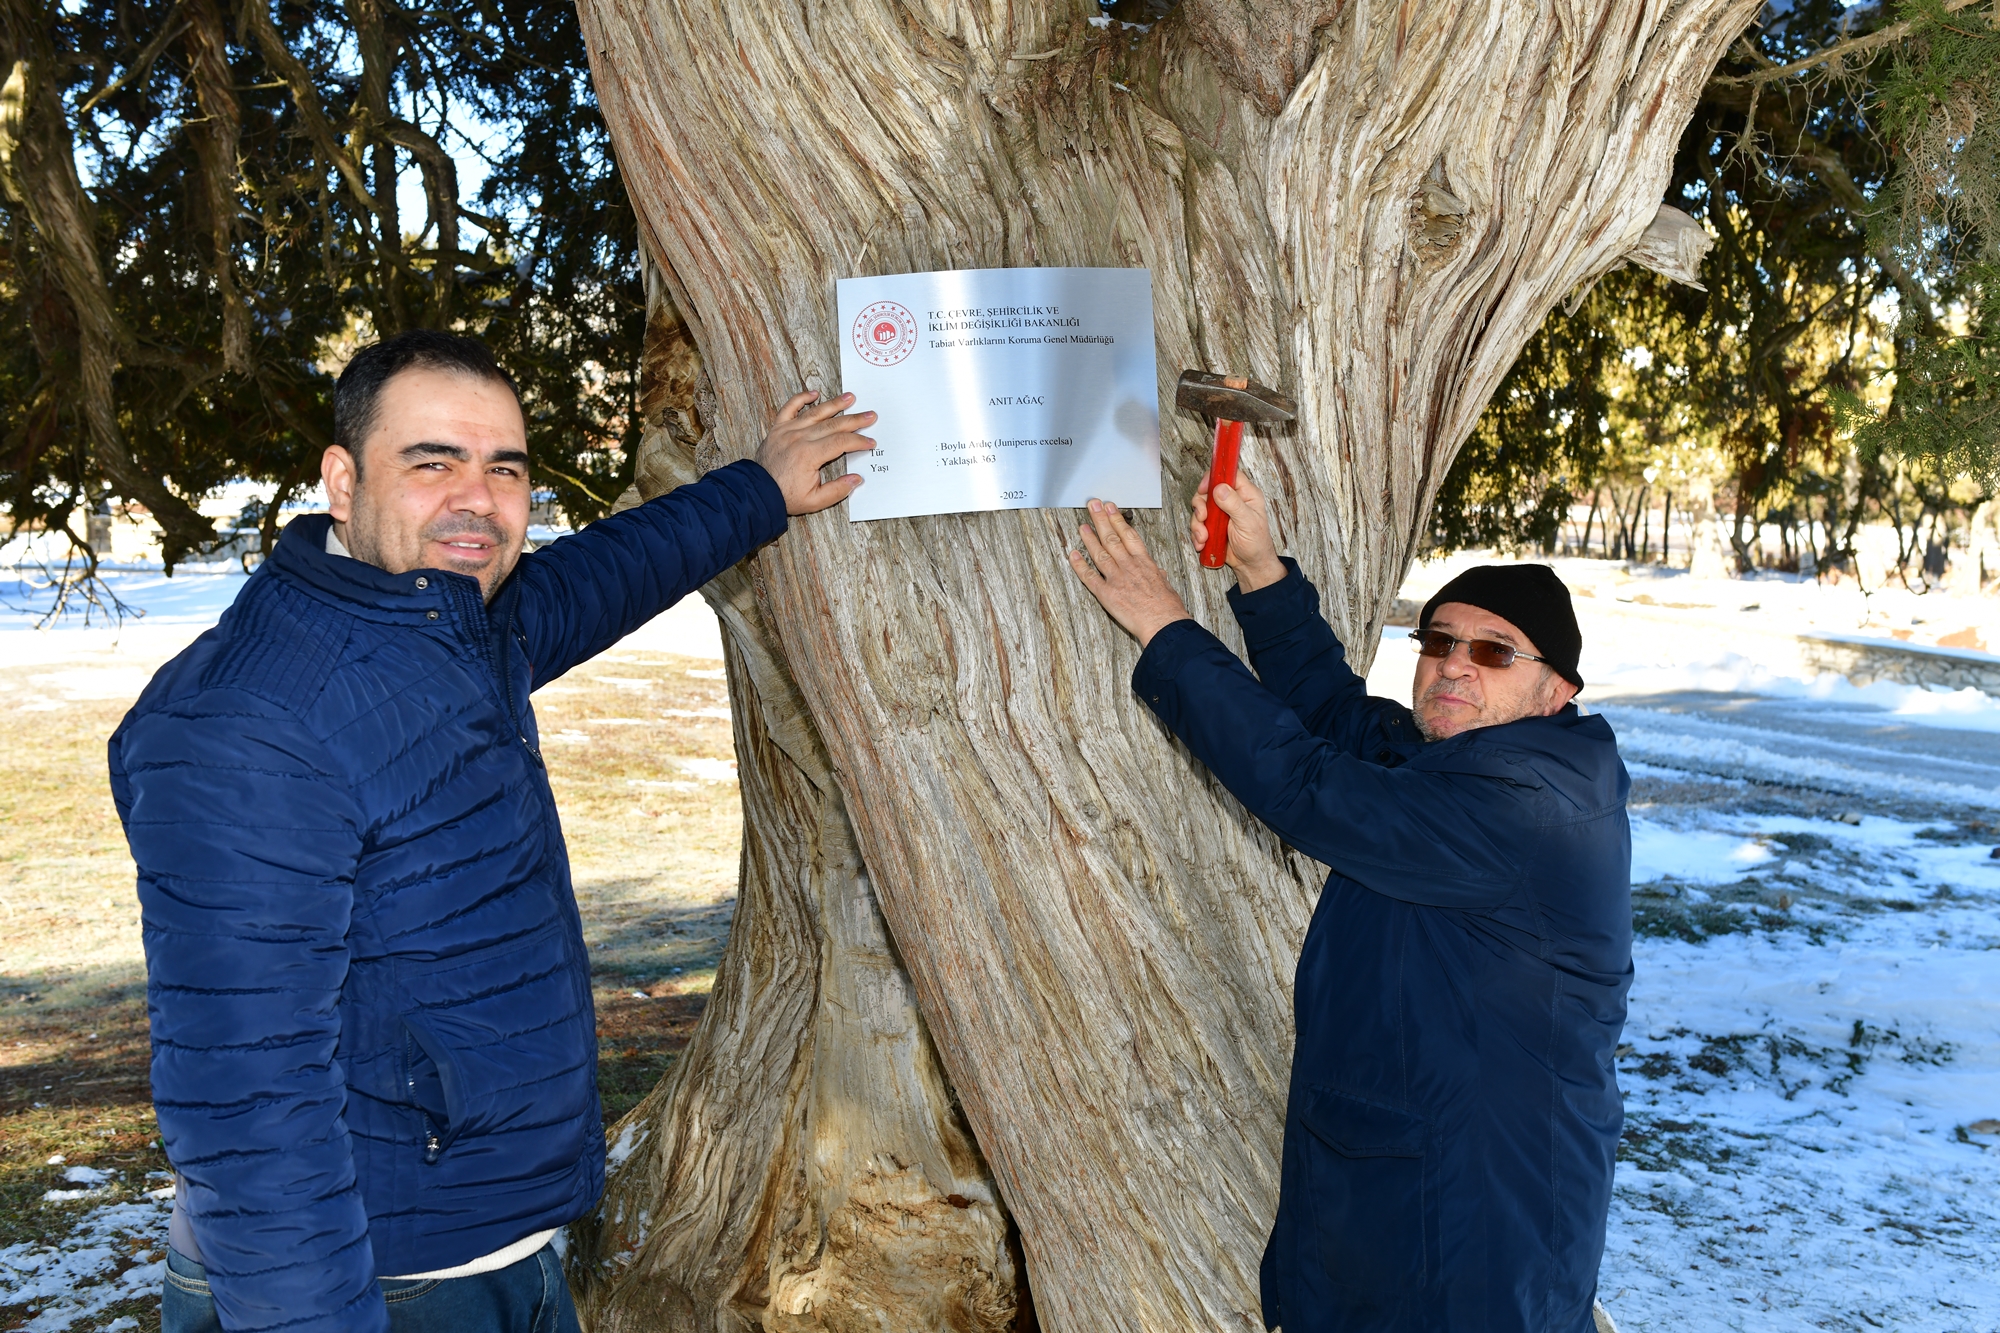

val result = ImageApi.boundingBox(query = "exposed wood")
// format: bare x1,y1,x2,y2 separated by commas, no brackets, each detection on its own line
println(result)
572,285,1019,1332
1621,205,1713,291
571,0,1760,1325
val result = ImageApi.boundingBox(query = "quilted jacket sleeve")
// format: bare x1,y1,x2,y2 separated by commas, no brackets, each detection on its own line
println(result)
110,689,383,1333
1132,619,1539,910
514,459,787,685
1224,560,1416,756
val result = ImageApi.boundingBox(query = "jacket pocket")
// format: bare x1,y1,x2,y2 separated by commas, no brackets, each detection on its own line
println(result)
1294,1085,1433,1317
395,918,594,1167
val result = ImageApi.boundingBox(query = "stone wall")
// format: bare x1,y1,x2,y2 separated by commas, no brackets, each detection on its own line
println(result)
1799,634,2000,697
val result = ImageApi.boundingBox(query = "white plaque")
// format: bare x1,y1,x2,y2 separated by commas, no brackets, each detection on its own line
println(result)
836,267,1160,522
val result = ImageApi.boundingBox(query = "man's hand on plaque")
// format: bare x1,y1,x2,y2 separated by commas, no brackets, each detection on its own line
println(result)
1190,470,1287,593
1067,500,1192,648
755,390,877,515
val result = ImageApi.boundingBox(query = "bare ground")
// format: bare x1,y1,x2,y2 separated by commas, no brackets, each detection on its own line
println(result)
0,643,742,1329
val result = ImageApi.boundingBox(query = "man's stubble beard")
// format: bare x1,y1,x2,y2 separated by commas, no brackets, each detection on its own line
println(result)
342,501,515,602
1411,669,1560,742
1413,676,1475,742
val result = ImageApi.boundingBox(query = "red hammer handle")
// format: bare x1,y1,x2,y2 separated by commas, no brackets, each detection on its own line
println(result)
1200,418,1244,569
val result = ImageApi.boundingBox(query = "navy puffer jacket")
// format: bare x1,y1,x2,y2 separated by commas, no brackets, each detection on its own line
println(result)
1132,562,1631,1333
109,461,785,1331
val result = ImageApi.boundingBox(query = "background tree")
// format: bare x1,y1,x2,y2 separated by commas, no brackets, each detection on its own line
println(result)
564,0,1756,1327
1835,0,1999,580
1430,0,1998,586
0,0,643,576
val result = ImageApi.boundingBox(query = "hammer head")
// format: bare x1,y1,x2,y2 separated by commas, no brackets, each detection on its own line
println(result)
1175,370,1296,424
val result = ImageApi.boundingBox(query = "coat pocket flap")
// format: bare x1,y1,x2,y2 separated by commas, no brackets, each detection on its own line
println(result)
401,1013,463,1145
1298,1086,1428,1158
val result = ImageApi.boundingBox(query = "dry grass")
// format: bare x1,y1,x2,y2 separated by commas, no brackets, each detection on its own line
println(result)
0,641,742,1326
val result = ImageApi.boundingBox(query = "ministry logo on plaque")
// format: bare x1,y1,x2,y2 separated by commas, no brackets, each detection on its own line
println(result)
852,301,918,366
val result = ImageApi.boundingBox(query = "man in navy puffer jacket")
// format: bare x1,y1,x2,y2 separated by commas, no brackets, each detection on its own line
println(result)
109,331,875,1332
1067,473,1631,1332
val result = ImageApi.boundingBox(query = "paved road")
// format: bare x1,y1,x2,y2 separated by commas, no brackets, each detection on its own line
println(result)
1593,690,2000,812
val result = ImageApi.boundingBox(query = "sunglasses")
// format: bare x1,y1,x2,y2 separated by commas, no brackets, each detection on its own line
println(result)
1408,629,1551,670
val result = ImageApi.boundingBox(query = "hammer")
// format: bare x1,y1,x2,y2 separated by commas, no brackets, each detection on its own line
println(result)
1175,370,1297,569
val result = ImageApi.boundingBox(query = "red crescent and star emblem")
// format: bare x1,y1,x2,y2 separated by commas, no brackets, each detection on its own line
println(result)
851,300,918,367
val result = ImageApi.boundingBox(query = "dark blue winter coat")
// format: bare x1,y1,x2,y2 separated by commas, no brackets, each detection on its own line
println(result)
1131,561,1632,1333
108,461,786,1332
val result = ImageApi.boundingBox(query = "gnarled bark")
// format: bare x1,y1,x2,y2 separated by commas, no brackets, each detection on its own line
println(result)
571,0,1757,1326
570,279,1020,1333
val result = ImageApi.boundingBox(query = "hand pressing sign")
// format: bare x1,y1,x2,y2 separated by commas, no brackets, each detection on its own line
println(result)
754,390,877,515
1066,471,1284,643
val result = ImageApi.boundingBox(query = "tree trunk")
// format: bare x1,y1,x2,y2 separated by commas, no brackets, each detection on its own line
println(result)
568,1,1757,1327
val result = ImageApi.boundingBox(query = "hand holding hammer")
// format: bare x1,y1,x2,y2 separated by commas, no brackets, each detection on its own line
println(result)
1175,370,1295,572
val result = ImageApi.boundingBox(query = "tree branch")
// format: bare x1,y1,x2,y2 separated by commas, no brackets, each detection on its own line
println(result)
75,2,188,115
0,24,219,564
1708,0,1985,88
184,0,249,371
236,0,381,217
381,116,461,323
344,0,407,328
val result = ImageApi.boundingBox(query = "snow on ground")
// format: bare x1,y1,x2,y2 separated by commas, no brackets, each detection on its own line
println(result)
0,568,251,669
4,551,1996,1330
1583,623,2000,736
0,557,726,675
0,1188,168,1332
1398,548,2000,655
1601,813,2000,1332
1371,578,2000,1332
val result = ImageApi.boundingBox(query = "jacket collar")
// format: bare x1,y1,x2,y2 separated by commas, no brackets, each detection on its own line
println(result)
267,512,483,628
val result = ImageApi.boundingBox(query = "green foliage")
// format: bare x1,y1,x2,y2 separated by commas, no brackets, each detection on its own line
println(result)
1435,0,1996,583
1834,272,1999,489
1853,0,2000,489
0,0,643,570
1874,0,2000,245
1429,280,1615,553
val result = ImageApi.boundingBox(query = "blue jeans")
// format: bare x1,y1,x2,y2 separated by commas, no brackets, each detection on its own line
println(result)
162,1244,582,1333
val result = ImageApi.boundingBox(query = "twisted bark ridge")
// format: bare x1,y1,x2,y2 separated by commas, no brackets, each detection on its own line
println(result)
570,0,1756,1327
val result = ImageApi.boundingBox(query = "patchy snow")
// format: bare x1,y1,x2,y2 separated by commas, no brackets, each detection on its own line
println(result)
606,1120,645,1170
1585,698,1999,1329
0,568,250,669
1583,638,2000,734
675,757,738,783
1630,821,1776,884
1367,573,2000,1331
0,1195,169,1331
1602,885,2000,1331
0,543,727,674
1598,707,2000,812
4,552,1992,1330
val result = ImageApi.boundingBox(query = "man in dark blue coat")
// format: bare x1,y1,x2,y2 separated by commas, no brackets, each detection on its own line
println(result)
109,331,875,1332
1066,472,1631,1333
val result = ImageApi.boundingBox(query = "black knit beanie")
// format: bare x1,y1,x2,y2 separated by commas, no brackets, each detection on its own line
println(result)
1419,564,1584,690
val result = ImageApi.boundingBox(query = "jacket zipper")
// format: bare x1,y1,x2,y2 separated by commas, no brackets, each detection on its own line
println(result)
495,600,541,767
405,1030,443,1164
445,580,541,768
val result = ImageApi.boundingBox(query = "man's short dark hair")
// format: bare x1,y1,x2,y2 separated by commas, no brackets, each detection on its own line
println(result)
332,330,518,468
